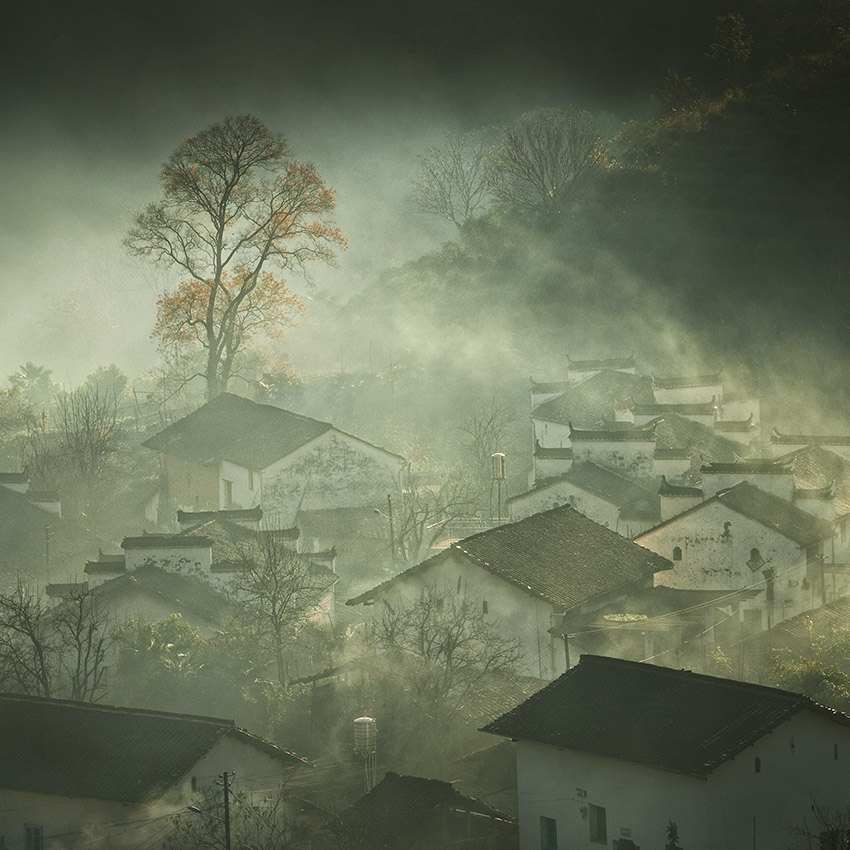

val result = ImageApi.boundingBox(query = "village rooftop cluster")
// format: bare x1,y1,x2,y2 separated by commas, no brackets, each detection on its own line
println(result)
3,356,850,849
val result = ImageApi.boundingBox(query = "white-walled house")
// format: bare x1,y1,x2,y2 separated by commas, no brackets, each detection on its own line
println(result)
635,481,836,630
347,506,671,679
143,393,407,529
0,693,309,850
482,654,850,850
508,462,658,537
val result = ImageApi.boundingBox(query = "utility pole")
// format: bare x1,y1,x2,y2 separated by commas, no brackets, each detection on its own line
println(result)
387,494,396,562
221,771,232,850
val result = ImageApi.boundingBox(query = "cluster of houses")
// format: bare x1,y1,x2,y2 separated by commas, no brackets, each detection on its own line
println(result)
6,358,850,849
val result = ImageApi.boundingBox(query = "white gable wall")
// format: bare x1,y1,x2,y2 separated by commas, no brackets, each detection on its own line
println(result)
509,484,620,530
572,440,655,478
259,430,406,528
638,501,820,626
513,709,850,850
533,419,572,449
362,552,567,680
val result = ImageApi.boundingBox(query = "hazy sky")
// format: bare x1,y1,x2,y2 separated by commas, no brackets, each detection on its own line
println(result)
0,1,657,385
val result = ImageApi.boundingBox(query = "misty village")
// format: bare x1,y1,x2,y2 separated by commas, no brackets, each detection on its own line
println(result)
4,3,850,849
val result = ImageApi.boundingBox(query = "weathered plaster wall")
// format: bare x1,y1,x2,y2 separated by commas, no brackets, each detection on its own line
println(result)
163,454,220,512
532,419,572,449
509,484,620,530
571,441,655,477
261,431,405,528
361,553,566,680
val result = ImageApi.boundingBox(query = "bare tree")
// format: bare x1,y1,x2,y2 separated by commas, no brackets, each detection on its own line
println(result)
56,385,120,478
232,533,336,687
789,799,850,848
390,473,477,567
460,397,519,509
53,585,115,702
411,130,495,228
489,107,606,219
0,579,114,701
372,584,522,709
0,578,56,697
165,783,309,850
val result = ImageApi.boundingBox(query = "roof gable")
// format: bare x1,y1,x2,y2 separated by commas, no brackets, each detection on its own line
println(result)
532,370,654,427
142,393,334,470
348,506,671,610
0,694,305,803
482,654,850,776
637,481,834,547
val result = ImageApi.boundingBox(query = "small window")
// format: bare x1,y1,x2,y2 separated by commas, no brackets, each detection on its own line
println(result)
672,546,682,561
540,816,557,850
248,469,254,490
25,825,43,850
747,548,765,571
589,805,607,844
223,479,233,506
754,757,761,773
482,600,488,615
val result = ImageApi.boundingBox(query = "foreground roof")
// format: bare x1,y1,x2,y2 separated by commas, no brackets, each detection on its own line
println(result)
771,429,850,446
143,393,335,469
0,693,306,803
482,654,850,776
348,505,671,610
637,481,834,547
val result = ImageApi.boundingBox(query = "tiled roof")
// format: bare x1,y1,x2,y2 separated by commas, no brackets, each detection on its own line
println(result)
652,372,723,390
143,393,335,470
481,654,850,776
658,477,703,497
0,693,306,803
95,565,232,625
563,463,653,504
0,472,29,484
532,371,654,427
789,445,850,516
714,414,754,433
177,507,263,525
651,413,742,463
296,506,388,539
122,535,212,550
637,481,834,547
771,429,850,446
348,505,671,609
568,423,656,443
701,460,793,475
533,444,573,459
341,772,513,844
0,486,56,576
567,355,636,371
632,402,717,416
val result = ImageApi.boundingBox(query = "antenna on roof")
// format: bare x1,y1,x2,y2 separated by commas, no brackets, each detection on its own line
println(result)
491,453,506,525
